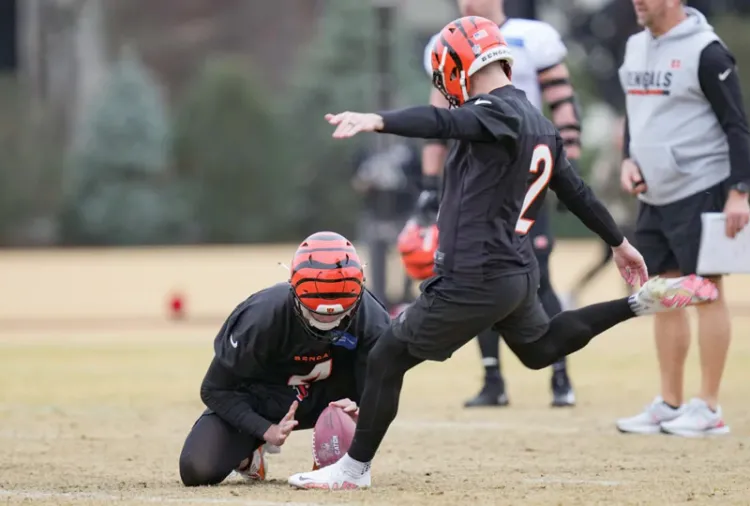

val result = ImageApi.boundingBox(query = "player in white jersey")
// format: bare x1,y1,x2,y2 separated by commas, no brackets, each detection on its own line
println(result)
418,0,583,408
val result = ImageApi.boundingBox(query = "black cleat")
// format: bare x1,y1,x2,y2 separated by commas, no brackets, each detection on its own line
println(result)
550,370,576,407
464,380,509,408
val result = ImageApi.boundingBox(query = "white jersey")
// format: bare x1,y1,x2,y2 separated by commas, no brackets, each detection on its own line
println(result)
423,18,567,111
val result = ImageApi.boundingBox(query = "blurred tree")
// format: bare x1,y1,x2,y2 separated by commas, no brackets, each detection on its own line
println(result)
283,0,379,238
61,46,191,245
391,11,435,108
0,75,64,246
173,57,300,243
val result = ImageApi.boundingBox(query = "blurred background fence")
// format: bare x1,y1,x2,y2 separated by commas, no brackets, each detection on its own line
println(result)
1,0,750,249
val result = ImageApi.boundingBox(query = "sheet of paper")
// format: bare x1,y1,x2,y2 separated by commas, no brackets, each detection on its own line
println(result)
696,213,750,275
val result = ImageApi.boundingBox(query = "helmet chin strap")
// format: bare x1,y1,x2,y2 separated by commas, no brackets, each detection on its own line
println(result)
460,70,469,104
435,47,467,108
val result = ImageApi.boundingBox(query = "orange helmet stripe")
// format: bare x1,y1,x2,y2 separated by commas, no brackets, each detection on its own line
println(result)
290,231,364,315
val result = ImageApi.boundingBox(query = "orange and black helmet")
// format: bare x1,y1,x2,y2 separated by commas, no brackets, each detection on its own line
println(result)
397,218,439,282
430,16,514,108
289,231,365,341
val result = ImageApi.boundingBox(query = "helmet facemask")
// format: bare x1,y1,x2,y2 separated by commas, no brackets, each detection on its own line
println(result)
432,46,467,108
291,290,363,343
288,231,366,343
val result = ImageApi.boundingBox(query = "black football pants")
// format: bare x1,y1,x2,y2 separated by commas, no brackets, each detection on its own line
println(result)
347,271,635,463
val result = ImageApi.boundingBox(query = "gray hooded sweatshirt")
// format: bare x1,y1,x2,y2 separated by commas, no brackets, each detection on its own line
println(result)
619,7,728,206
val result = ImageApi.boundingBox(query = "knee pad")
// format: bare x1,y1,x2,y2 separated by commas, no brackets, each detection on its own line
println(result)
179,453,209,487
179,450,230,487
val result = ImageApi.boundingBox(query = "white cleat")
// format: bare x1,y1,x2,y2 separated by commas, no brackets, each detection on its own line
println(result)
660,398,730,437
234,445,268,481
551,388,576,408
288,454,371,490
616,396,685,434
630,275,718,316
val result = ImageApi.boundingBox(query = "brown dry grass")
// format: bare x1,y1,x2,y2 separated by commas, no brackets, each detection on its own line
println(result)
1,241,749,505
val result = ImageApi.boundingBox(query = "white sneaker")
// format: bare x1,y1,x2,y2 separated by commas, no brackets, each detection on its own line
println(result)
288,454,371,490
660,398,730,437
630,275,718,315
616,396,685,434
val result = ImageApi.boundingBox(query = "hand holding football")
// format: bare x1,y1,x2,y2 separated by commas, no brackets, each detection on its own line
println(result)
312,405,356,468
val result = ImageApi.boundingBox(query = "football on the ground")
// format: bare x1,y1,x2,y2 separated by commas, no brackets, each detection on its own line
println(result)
312,405,356,468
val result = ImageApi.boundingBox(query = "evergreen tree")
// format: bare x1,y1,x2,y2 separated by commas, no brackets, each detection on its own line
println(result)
0,76,64,246
284,0,430,237
173,58,299,243
283,0,378,237
71,46,170,185
61,46,190,245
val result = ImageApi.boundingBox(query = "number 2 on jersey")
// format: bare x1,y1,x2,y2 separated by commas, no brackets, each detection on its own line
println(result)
515,144,554,234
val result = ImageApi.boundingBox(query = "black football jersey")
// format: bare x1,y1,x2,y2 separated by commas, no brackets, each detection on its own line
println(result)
200,282,390,437
379,85,622,278
213,282,390,396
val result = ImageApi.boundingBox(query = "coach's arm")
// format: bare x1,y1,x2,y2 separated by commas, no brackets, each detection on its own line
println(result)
698,41,750,237
699,41,750,188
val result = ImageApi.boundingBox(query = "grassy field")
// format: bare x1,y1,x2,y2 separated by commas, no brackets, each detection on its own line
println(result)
1,241,750,505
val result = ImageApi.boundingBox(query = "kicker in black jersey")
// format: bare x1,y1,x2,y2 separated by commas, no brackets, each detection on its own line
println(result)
380,87,623,277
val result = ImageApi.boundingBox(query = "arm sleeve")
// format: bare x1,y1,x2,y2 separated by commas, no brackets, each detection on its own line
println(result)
351,292,393,399
379,99,520,143
200,358,274,439
213,297,277,375
528,22,568,72
550,136,624,247
203,294,282,438
698,41,750,186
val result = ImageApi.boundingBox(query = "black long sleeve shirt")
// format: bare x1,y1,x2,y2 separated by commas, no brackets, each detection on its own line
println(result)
199,284,390,438
378,85,623,278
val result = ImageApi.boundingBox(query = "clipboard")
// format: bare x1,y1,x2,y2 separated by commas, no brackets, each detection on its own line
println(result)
696,212,750,275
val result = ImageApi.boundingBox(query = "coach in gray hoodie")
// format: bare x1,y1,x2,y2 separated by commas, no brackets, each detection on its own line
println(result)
615,1,750,437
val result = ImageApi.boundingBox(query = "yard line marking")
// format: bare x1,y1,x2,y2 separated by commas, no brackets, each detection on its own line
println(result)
524,477,625,486
0,489,333,506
